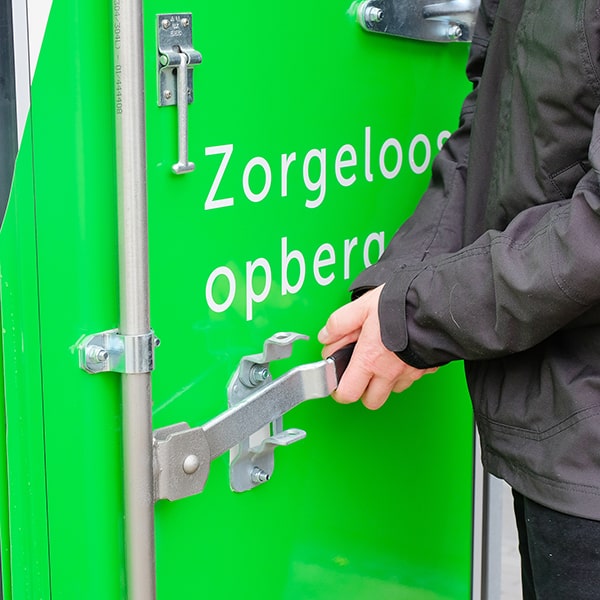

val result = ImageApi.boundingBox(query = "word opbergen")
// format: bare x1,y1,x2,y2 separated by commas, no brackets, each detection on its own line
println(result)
206,233,385,321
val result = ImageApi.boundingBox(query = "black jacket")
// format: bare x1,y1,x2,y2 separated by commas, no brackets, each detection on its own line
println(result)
352,0,600,519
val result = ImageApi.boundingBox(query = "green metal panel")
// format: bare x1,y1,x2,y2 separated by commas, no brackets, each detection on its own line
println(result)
1,1,125,597
0,0,473,598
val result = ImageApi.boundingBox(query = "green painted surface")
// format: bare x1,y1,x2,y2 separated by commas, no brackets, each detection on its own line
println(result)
0,307,9,599
0,0,473,598
146,3,473,599
1,2,125,597
0,120,51,600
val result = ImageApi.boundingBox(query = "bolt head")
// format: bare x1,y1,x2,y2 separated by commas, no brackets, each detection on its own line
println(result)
447,24,462,39
87,345,109,364
249,365,270,385
181,17,190,27
164,90,172,100
161,19,171,29
251,467,271,484
364,5,384,23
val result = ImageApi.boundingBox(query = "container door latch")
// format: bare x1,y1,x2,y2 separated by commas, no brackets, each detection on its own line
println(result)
153,333,354,501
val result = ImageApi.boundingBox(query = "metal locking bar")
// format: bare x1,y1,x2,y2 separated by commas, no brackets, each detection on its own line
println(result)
357,0,480,42
157,13,202,174
153,333,354,501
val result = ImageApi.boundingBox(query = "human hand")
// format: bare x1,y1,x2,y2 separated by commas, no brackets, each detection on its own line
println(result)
318,286,437,410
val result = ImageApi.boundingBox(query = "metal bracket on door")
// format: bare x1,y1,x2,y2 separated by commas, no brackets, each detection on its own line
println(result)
157,13,202,174
78,329,160,374
152,333,354,501
357,0,480,42
228,332,310,493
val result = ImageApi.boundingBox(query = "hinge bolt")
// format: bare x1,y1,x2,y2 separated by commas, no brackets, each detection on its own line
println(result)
249,365,270,386
250,467,270,484
87,345,109,364
364,6,384,23
183,454,200,475
447,24,463,40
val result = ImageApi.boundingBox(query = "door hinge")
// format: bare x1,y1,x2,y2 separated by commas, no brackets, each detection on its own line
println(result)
357,0,480,43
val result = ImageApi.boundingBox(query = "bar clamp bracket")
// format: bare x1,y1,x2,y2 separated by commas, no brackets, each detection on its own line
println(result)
78,329,159,374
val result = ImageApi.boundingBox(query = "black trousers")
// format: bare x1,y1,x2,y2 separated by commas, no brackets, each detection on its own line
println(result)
512,490,600,599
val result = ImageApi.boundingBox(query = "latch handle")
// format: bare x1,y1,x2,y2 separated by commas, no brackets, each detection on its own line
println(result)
172,52,194,174
328,342,356,385
152,335,355,501
157,13,202,174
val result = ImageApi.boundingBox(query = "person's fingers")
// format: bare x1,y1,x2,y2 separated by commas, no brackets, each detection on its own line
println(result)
333,329,403,403
319,284,439,410
332,352,374,403
360,376,396,410
320,330,360,360
318,287,380,346
389,366,439,393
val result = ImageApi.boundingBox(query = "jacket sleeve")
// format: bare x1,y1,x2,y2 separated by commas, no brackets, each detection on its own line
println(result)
351,1,497,293
376,106,600,368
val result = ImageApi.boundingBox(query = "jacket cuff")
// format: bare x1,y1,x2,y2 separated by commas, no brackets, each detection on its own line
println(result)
377,267,434,369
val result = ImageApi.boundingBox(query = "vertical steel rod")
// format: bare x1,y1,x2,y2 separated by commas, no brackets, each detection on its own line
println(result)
112,0,156,598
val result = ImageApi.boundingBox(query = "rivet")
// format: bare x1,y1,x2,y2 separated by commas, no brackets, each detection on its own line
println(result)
161,19,171,30
183,455,200,475
181,17,190,27
164,90,173,100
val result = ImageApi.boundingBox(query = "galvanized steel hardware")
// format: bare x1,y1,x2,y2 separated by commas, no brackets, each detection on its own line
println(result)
153,333,344,501
78,329,159,374
157,13,202,174
357,0,480,42
228,332,311,492
153,423,212,502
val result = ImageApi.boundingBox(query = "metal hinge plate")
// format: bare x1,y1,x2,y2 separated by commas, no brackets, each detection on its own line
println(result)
157,13,202,107
357,0,480,43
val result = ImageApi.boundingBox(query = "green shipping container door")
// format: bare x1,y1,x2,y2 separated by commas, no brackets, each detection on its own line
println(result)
0,0,479,598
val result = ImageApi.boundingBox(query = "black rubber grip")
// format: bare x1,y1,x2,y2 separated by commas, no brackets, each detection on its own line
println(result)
328,343,356,388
